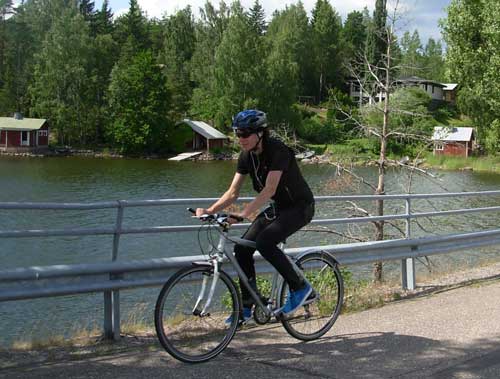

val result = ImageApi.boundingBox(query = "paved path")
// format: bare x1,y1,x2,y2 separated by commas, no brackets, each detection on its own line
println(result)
2,278,500,378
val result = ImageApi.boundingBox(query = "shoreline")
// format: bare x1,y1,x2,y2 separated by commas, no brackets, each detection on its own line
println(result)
1,148,499,174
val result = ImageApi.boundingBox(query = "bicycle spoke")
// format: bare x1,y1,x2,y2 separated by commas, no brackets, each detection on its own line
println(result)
155,266,239,362
280,252,343,341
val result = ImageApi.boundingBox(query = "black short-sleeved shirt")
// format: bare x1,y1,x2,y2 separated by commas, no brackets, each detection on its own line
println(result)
236,137,314,209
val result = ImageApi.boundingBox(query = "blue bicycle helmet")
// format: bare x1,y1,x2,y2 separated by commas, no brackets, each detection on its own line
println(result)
232,109,268,131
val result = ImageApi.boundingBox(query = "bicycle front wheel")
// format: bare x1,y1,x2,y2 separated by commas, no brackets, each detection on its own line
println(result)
279,251,344,341
154,265,240,363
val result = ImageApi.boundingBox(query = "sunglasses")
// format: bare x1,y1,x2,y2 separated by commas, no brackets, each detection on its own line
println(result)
235,130,254,138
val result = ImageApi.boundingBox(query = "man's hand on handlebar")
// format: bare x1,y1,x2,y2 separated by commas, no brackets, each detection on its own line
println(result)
188,208,244,225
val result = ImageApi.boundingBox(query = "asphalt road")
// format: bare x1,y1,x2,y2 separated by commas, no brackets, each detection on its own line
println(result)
2,278,500,379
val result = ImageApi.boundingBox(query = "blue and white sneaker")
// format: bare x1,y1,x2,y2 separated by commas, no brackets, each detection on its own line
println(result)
225,307,253,325
280,283,314,316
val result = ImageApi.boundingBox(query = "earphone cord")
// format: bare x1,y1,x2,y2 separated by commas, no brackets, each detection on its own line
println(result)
251,151,277,221
250,152,264,191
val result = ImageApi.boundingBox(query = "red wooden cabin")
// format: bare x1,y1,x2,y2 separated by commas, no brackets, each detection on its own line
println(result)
0,114,49,152
432,127,475,158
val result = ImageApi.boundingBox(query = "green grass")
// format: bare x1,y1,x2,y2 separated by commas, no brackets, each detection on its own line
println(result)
305,139,378,162
423,153,500,172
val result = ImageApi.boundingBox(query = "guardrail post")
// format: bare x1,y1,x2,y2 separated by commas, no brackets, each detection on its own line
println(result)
402,198,416,290
104,200,124,340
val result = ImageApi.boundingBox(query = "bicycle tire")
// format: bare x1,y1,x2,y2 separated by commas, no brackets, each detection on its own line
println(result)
279,251,344,341
155,265,240,363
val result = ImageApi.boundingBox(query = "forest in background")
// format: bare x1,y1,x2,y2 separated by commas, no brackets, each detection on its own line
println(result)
0,0,498,155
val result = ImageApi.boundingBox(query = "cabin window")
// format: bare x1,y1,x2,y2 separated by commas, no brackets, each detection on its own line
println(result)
21,131,29,146
435,142,444,151
38,130,48,137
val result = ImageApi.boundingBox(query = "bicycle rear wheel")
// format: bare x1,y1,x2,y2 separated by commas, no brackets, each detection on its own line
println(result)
155,265,240,363
279,251,344,341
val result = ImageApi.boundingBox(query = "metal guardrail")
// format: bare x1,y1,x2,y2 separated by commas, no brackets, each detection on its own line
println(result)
1,190,500,340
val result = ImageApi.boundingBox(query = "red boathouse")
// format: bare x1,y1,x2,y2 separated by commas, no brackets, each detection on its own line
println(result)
0,113,49,152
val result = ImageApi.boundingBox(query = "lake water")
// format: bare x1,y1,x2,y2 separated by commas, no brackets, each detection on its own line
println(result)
1,156,499,347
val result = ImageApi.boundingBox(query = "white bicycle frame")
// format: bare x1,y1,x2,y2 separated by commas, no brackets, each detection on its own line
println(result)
193,224,290,318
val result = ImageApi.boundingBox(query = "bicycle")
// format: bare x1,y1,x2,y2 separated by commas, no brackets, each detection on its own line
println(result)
154,208,344,363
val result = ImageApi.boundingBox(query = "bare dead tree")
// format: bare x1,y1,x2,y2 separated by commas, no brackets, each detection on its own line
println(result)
327,1,443,282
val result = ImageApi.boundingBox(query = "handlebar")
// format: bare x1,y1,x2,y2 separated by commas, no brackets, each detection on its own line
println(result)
187,208,244,224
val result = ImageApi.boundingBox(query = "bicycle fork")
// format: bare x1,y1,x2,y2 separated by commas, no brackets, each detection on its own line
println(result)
192,259,220,317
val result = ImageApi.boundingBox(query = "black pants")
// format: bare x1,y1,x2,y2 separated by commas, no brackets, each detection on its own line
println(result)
234,202,315,307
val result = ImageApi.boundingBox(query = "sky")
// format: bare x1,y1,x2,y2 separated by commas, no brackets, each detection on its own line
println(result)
93,0,451,43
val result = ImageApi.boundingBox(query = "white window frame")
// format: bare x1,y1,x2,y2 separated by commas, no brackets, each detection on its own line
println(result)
435,142,444,151
20,130,30,146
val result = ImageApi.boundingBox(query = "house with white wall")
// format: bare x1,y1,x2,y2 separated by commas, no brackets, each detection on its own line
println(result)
348,76,457,105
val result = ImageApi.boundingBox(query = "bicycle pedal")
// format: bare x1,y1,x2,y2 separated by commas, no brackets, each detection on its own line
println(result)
238,319,255,328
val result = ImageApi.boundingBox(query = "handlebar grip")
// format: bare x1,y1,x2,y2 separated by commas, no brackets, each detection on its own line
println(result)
187,208,196,214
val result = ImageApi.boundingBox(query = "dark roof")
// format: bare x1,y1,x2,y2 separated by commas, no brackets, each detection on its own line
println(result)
395,76,446,88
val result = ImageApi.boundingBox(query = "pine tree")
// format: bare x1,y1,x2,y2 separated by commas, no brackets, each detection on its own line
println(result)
0,0,15,89
78,0,95,21
95,0,113,35
423,38,445,81
342,11,366,54
365,0,387,86
248,0,266,35
311,0,342,102
342,10,367,78
399,30,423,77
114,0,149,54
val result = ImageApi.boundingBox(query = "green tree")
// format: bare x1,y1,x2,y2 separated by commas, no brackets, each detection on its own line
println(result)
264,3,309,124
248,0,266,35
29,8,94,145
365,0,387,89
78,0,95,26
211,2,264,127
311,0,342,103
442,0,500,152
399,30,424,77
422,38,445,81
107,51,171,154
0,2,34,114
90,33,118,144
0,0,14,86
161,6,196,119
342,10,367,64
190,1,230,122
113,0,150,54
95,0,113,35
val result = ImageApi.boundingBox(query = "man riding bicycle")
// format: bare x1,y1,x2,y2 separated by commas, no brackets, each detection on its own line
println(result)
196,109,316,323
